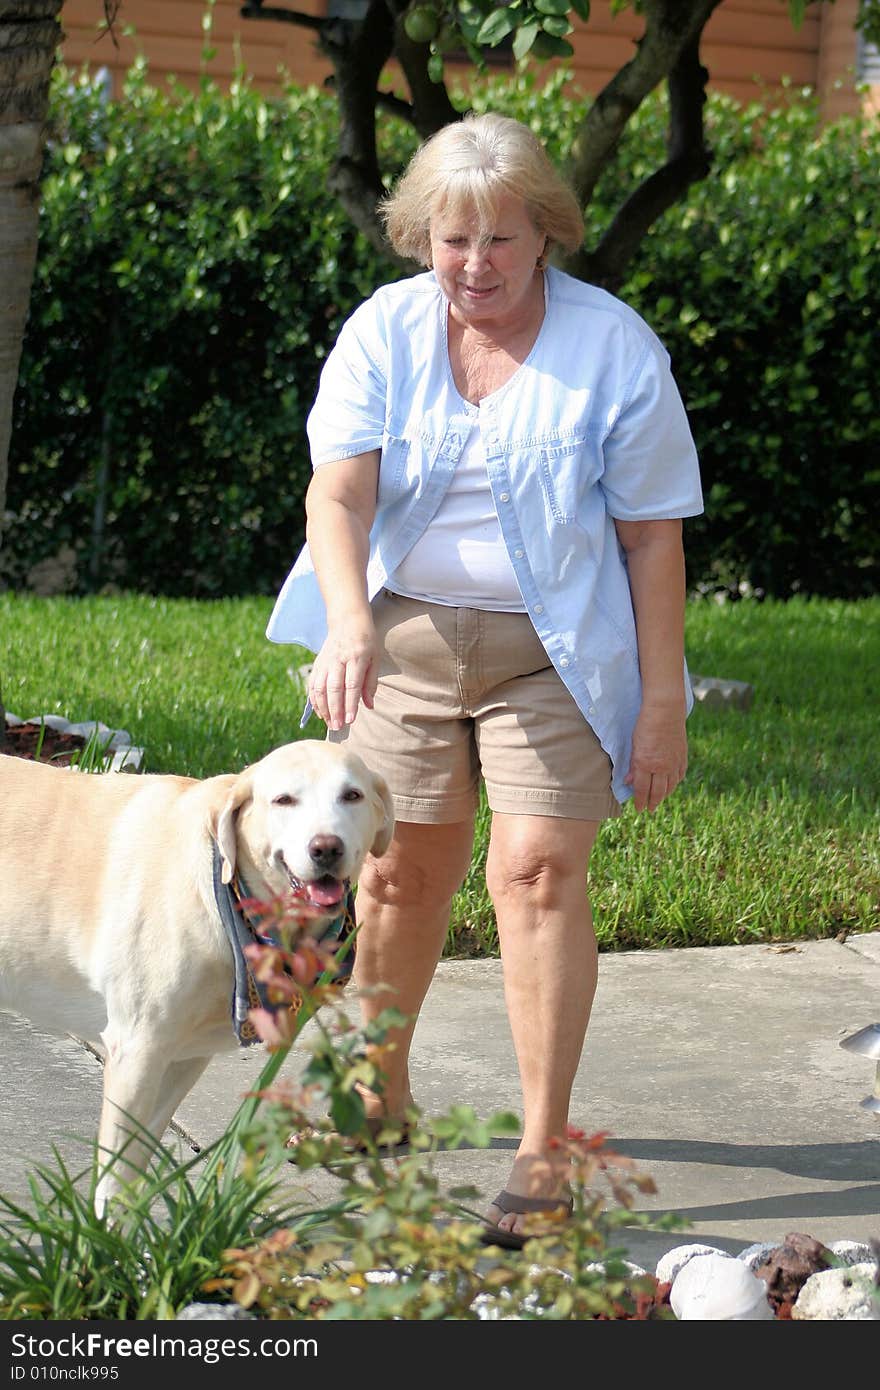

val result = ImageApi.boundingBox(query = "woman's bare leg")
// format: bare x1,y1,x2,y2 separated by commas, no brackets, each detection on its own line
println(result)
484,812,600,1237
353,818,475,1117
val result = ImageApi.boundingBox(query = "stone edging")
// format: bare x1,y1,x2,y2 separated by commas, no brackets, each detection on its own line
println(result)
4,711,144,772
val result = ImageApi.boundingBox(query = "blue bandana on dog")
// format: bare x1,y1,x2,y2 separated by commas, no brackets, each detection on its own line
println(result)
211,841,356,1046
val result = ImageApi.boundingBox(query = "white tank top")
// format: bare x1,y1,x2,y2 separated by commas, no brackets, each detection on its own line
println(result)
386,420,526,611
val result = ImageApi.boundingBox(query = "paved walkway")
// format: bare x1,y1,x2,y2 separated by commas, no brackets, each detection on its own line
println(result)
2,934,879,1270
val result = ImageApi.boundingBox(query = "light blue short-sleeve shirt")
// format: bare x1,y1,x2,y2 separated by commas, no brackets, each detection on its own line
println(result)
267,266,704,803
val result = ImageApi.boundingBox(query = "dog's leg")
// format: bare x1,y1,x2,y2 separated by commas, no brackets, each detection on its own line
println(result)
95,1036,171,1216
145,1056,212,1146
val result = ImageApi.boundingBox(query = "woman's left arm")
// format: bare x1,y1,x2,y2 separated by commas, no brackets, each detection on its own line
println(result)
614,517,689,814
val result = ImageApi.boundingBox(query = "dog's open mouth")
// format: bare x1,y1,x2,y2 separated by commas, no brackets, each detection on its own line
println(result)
284,865,346,911
304,875,346,909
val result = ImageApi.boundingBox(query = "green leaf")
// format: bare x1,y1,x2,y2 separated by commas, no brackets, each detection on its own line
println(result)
512,19,540,59
484,1110,522,1136
427,51,445,83
534,0,570,13
476,7,517,45
570,0,590,18
529,31,574,58
540,14,573,36
329,1088,366,1136
788,0,807,27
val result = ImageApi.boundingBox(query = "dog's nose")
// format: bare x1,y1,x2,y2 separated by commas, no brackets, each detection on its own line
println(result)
308,834,344,869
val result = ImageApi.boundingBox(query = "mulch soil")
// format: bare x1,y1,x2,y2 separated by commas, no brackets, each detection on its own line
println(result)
2,721,90,765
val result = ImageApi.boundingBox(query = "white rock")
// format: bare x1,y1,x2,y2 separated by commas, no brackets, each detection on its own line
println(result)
737,1241,779,1272
7,711,144,772
792,1264,880,1320
471,1294,521,1320
655,1243,727,1285
586,1260,647,1278
689,675,755,711
829,1240,878,1269
176,1302,255,1320
670,1253,775,1320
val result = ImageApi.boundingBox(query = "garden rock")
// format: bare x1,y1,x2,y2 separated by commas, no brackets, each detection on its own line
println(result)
670,1253,775,1320
737,1241,779,1272
829,1240,878,1267
176,1302,256,1320
689,675,754,711
753,1231,833,1313
655,1243,729,1285
4,711,143,771
792,1265,880,1321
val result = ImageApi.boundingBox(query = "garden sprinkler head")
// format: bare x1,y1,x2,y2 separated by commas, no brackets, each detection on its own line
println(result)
839,1023,880,1116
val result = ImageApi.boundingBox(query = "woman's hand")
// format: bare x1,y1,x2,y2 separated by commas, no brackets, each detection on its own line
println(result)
309,614,378,732
624,704,688,813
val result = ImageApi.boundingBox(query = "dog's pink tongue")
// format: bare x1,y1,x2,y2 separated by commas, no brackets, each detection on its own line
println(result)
306,879,345,908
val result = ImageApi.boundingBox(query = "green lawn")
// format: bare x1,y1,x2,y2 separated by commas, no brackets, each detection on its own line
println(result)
2,592,877,954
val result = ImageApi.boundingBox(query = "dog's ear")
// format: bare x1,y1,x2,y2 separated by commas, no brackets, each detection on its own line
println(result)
214,774,253,885
368,771,395,859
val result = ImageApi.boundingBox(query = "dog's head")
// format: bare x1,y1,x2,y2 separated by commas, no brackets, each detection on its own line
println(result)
213,740,394,925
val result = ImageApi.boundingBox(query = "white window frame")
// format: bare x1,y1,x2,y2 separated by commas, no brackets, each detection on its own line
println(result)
856,33,880,82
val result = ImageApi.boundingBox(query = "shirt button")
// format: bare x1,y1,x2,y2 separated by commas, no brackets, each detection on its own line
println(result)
514,548,524,559
499,492,510,502
560,657,570,668
534,603,544,615
588,706,596,716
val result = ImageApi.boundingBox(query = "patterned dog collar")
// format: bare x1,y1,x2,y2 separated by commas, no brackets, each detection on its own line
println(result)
211,840,355,1046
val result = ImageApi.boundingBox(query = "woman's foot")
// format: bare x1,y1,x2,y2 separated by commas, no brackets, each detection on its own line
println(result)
482,1151,572,1244
356,1077,414,1124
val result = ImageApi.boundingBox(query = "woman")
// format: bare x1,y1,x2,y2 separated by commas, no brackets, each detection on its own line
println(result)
267,113,703,1248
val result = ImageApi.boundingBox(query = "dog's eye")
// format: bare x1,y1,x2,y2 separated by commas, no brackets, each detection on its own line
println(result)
273,794,298,807
341,788,364,803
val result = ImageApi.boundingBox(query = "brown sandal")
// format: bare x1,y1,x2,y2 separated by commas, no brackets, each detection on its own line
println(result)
479,1189,574,1251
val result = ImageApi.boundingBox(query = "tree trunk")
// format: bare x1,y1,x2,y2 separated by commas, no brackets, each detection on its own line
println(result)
0,0,63,560
0,1,63,752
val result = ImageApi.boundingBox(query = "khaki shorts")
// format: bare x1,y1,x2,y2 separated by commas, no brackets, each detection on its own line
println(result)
328,590,621,825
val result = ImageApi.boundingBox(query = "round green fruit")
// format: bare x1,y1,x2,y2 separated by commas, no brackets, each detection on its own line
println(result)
404,5,441,43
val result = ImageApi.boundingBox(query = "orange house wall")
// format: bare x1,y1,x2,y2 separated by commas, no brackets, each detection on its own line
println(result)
817,0,879,118
59,0,865,114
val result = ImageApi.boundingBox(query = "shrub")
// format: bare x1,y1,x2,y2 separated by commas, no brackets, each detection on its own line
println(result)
5,67,878,598
479,72,880,598
615,90,880,599
6,62,400,597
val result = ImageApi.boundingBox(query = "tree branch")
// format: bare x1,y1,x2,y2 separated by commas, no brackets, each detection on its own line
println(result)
388,21,460,138
570,34,712,291
567,0,721,210
321,2,395,251
241,0,397,254
241,0,460,256
239,4,323,33
375,86,414,123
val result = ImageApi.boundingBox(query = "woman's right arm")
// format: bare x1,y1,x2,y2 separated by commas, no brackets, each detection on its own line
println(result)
305,450,381,732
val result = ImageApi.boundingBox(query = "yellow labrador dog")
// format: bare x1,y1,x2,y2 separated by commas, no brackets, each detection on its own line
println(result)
0,741,393,1211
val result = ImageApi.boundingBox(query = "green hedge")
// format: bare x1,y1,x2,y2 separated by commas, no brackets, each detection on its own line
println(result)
5,65,878,598
478,72,880,599
6,62,401,597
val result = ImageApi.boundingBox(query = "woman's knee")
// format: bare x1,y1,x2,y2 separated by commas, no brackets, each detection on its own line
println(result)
486,851,565,911
485,819,598,911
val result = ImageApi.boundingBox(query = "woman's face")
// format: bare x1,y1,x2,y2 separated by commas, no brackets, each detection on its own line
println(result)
429,191,547,330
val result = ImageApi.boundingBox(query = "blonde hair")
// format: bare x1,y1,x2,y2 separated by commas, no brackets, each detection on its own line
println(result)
382,112,584,264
